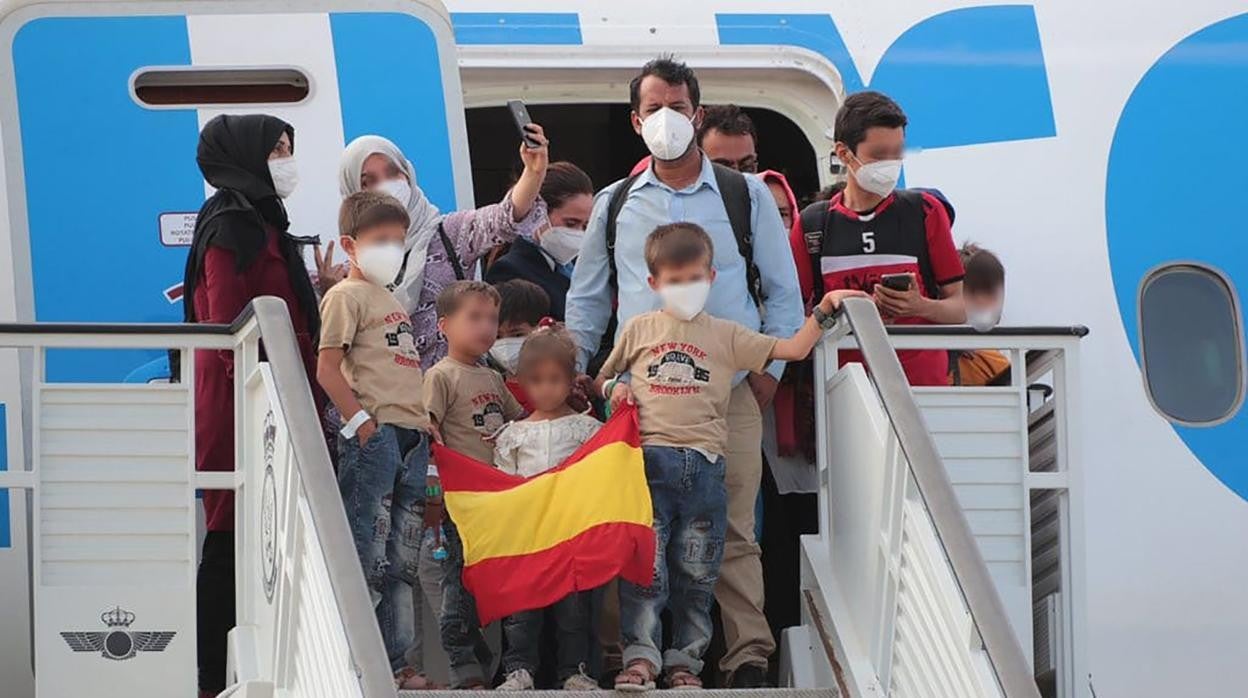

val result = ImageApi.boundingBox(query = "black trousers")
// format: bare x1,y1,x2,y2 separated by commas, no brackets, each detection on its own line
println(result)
760,462,819,664
197,530,235,693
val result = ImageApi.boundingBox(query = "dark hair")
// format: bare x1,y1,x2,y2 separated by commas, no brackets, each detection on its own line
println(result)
834,91,908,155
960,242,1005,294
629,55,700,112
645,222,715,275
436,280,500,318
540,162,594,212
495,279,550,327
517,324,578,379
812,181,846,203
338,190,410,238
697,104,757,145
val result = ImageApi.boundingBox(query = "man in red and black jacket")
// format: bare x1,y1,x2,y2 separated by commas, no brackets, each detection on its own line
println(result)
797,91,965,386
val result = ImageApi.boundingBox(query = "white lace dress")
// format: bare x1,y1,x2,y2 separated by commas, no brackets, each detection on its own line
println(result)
492,413,602,477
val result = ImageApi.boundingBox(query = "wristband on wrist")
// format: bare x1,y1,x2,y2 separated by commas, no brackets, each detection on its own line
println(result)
339,409,372,438
426,464,439,477
602,377,618,400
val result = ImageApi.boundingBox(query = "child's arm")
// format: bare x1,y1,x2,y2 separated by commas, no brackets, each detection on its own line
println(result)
425,415,445,529
770,289,869,361
316,347,375,446
594,321,638,412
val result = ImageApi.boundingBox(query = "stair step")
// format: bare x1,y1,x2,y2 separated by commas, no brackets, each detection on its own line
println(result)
400,690,837,697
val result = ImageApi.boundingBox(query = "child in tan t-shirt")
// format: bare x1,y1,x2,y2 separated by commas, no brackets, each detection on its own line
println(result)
422,280,524,689
595,222,863,692
316,190,437,689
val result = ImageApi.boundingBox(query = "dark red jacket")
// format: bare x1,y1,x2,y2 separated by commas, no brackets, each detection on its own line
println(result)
193,227,321,531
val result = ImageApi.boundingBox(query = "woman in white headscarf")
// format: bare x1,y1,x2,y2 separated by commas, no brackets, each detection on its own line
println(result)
337,126,549,369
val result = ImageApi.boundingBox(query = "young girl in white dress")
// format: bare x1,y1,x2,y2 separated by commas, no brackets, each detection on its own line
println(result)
492,325,602,691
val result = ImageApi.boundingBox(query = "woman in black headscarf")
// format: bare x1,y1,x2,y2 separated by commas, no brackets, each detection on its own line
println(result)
185,114,324,697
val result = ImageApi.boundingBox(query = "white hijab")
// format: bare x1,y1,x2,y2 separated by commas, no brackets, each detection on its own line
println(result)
339,135,442,312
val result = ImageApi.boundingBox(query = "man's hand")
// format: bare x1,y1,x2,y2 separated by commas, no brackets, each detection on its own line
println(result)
569,373,595,412
747,372,779,410
518,123,549,174
873,274,930,319
609,382,635,412
313,240,347,294
356,418,377,448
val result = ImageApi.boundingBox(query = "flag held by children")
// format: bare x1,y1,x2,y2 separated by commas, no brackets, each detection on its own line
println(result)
434,403,655,625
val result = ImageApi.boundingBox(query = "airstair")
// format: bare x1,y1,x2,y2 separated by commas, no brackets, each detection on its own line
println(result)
0,297,1086,698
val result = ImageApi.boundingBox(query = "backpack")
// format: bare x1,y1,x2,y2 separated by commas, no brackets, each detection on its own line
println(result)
604,162,760,306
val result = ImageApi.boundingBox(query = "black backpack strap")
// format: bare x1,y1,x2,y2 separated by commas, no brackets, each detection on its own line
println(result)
604,174,641,292
798,200,833,300
710,164,761,307
438,221,466,281
893,190,940,297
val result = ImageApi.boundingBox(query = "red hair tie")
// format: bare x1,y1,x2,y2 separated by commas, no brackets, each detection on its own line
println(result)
538,316,557,328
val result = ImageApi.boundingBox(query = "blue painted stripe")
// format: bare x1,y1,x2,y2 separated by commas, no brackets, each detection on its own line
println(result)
0,404,9,548
451,12,582,45
331,12,459,212
13,16,201,381
717,7,1055,149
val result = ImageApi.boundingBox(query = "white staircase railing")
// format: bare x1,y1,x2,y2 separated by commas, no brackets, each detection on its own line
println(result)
0,297,395,698
790,298,1043,698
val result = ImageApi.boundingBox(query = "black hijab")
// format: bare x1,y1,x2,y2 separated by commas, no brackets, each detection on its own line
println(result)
181,114,319,337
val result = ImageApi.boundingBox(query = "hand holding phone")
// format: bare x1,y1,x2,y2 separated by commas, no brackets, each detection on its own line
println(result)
507,99,542,149
880,273,914,292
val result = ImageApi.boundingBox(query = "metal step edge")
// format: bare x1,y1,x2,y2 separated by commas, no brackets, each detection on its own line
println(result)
400,690,837,697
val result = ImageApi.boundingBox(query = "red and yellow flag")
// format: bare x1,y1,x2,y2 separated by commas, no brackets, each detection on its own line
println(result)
433,404,655,624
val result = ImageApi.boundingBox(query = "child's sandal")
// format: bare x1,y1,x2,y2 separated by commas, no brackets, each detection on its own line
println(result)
665,668,703,690
614,659,657,693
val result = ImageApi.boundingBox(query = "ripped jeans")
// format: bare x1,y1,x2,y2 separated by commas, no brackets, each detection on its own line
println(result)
619,446,727,675
338,424,429,672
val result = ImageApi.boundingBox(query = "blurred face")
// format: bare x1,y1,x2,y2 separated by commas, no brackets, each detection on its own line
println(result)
438,294,500,359
965,286,1005,314
835,125,906,170
766,180,793,230
269,131,292,160
359,152,407,191
519,357,574,413
340,221,406,264
498,320,536,339
631,76,703,134
648,258,716,290
548,193,593,231
701,129,758,173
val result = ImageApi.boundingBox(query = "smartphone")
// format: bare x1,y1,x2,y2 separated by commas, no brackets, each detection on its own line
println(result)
880,273,914,292
506,99,541,149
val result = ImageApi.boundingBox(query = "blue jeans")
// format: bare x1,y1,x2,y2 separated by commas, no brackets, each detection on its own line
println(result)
338,424,429,673
620,446,727,675
502,591,592,681
439,517,493,687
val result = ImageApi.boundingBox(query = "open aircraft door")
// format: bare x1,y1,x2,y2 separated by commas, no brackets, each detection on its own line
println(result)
0,1,471,695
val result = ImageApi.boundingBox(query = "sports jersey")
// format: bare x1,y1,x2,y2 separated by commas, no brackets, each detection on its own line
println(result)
801,189,963,386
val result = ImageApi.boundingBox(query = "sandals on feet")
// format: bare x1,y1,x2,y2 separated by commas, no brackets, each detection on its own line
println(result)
393,667,443,690
614,660,657,693
665,668,703,690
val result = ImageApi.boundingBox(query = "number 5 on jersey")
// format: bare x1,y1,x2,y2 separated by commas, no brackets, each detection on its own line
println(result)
862,231,876,253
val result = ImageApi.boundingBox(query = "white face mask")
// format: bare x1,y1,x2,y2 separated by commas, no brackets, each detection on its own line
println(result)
353,242,405,287
539,226,585,265
268,156,299,199
850,153,902,197
658,280,711,321
489,336,525,374
640,107,696,161
967,306,1002,333
376,177,412,207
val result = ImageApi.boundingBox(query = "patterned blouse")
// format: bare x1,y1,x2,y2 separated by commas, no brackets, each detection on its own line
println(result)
411,193,548,370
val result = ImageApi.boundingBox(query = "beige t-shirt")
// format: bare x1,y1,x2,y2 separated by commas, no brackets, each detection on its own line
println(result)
319,278,430,431
424,357,525,464
600,311,777,458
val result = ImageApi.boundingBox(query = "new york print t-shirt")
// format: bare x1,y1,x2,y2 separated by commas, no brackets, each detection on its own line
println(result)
424,357,525,464
599,310,777,459
318,278,430,431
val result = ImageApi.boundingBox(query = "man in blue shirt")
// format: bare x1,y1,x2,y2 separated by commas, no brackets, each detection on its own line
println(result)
566,57,803,688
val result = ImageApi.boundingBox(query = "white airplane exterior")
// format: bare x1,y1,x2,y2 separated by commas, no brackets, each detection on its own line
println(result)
0,1,1245,697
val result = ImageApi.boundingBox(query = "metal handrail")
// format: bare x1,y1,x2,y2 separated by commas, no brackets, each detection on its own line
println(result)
832,297,1042,698
243,297,396,698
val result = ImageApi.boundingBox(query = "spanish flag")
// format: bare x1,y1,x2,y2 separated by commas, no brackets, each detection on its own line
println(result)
433,403,656,624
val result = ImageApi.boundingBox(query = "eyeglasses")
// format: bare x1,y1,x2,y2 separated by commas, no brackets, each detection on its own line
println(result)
711,156,758,173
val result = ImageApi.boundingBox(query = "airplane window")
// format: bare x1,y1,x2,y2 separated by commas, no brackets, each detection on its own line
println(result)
1139,264,1244,425
132,68,309,106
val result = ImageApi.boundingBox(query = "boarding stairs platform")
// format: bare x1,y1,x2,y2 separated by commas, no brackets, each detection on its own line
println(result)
0,297,1087,698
